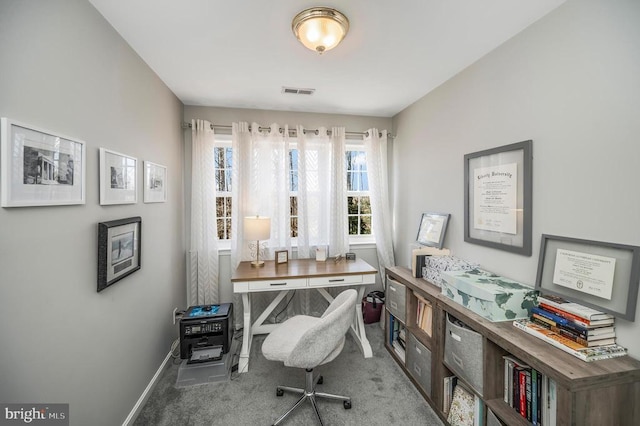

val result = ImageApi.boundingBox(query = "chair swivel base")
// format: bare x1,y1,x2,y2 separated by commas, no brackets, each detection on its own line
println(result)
271,368,351,426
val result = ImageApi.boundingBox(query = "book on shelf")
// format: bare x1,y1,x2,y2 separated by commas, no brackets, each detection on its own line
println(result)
531,307,615,336
530,316,616,347
537,294,614,325
513,319,627,362
415,292,433,336
447,383,475,426
443,375,458,415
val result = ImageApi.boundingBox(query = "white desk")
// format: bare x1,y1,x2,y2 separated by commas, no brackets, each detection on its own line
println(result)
231,258,377,373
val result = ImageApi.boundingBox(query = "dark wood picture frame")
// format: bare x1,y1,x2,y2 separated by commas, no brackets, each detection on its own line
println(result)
464,140,532,256
275,249,289,265
98,216,142,292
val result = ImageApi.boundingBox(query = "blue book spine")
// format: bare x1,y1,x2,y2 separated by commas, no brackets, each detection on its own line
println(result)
531,369,538,426
531,306,588,335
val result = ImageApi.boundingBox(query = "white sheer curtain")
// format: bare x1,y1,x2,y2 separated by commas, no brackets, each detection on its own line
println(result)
364,128,396,280
189,119,219,305
230,123,350,319
295,126,349,259
230,123,291,268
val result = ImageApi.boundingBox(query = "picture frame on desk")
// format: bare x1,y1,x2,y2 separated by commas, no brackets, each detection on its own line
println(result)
464,140,532,256
416,212,450,249
275,249,288,265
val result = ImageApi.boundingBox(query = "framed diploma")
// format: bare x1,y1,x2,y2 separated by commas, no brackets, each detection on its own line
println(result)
535,234,640,321
464,140,532,256
416,212,450,249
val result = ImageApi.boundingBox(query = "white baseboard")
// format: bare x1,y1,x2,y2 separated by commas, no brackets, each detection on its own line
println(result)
122,351,172,426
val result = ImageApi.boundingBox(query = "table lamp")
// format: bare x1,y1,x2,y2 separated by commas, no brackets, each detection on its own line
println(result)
244,216,271,267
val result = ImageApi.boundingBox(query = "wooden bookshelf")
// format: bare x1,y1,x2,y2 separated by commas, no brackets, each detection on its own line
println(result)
385,266,640,426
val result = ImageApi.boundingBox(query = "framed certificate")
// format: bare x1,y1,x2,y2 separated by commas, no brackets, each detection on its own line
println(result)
464,140,532,256
416,212,450,249
535,234,640,321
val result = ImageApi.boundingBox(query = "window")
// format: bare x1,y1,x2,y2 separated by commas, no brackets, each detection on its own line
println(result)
214,145,232,240
213,141,372,241
346,150,371,236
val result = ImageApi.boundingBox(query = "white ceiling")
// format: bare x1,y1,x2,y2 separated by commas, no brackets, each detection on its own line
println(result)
88,0,565,118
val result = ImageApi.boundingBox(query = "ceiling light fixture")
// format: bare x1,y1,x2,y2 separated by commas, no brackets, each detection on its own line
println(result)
292,7,349,54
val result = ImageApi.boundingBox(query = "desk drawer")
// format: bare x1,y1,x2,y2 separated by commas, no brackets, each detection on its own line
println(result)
308,274,363,287
248,278,307,291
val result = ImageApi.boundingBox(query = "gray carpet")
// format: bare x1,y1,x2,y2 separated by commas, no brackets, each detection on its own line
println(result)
133,323,444,425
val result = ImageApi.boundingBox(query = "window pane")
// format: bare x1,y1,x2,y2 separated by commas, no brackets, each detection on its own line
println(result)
360,215,372,235
225,147,232,168
346,171,354,191
216,218,225,239
360,196,371,214
216,197,224,217
225,196,232,215
290,217,298,238
348,216,359,235
215,147,224,168
348,196,358,214
290,196,298,216
225,219,231,239
290,171,298,191
215,170,224,192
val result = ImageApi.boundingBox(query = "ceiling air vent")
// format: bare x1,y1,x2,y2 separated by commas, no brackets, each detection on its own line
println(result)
282,86,315,95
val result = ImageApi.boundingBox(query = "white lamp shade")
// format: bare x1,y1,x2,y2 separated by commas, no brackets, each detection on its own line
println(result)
244,216,271,240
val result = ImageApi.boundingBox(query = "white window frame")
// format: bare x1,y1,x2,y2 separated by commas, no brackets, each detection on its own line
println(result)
212,137,375,250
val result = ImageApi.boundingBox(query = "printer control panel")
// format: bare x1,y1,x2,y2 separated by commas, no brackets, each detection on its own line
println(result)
184,322,223,335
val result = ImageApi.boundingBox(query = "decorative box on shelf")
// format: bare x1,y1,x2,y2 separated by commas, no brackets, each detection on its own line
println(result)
440,269,538,322
421,255,478,287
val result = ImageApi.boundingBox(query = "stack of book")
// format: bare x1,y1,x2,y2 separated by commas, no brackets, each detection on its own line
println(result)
513,294,627,362
389,315,406,362
503,355,555,425
415,292,433,337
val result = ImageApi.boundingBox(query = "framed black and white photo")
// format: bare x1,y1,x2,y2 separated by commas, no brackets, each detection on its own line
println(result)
99,148,137,205
535,234,640,321
1,117,86,207
98,216,141,292
143,161,167,203
416,212,450,249
464,140,532,256
275,249,289,265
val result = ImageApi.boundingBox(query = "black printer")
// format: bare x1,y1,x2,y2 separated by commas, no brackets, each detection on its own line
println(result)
179,303,233,364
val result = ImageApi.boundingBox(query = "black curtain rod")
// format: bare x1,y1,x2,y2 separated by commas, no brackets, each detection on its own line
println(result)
181,122,392,138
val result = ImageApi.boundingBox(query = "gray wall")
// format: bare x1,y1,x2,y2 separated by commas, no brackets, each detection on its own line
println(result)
392,0,640,357
183,106,393,303
0,1,185,425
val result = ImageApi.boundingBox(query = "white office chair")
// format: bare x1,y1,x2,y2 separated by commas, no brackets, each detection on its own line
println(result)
261,289,358,426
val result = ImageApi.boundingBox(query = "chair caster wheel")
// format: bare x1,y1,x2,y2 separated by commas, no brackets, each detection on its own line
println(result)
343,400,352,409
317,376,324,385
276,389,284,397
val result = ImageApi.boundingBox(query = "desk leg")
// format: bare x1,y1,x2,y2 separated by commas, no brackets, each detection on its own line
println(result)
238,292,251,374
316,287,373,359
352,286,373,358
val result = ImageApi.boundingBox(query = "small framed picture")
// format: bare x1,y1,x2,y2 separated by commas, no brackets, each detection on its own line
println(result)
98,216,142,292
1,117,86,207
275,250,289,265
100,148,137,205
416,212,450,249
143,161,167,203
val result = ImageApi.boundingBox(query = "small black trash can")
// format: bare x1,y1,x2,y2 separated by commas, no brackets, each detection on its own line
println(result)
362,291,385,324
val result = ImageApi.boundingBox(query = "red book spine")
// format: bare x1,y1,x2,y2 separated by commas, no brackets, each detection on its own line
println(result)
519,370,526,417
539,303,590,327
